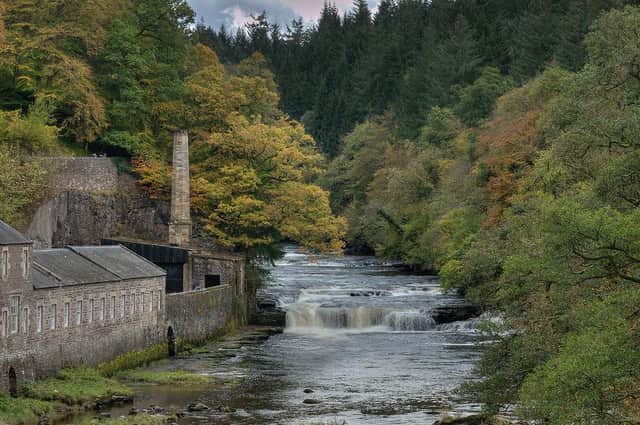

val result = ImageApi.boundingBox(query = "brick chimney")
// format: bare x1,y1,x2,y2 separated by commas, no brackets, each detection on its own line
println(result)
169,130,192,246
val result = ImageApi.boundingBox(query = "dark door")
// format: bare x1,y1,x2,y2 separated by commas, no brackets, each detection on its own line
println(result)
8,367,17,397
160,264,184,293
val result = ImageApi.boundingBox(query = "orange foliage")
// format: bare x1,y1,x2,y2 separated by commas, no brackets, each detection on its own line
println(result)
476,103,542,225
131,157,171,201
0,1,5,46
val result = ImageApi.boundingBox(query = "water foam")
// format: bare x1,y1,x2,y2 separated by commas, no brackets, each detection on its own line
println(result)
286,304,436,332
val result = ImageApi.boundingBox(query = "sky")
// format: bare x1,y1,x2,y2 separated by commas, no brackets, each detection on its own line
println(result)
188,0,380,30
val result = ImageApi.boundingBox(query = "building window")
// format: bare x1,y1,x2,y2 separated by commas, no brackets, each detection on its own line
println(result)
1,249,8,280
2,310,8,336
111,296,116,320
50,304,57,330
141,293,145,313
37,306,43,333
76,300,83,325
89,299,94,323
10,296,20,334
156,291,161,311
22,307,29,334
64,303,70,328
21,248,29,278
130,294,135,316
205,275,221,288
121,295,126,319
99,298,105,321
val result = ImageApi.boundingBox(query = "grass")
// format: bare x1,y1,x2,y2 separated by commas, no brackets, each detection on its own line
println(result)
97,344,168,377
0,394,62,425
23,368,132,406
115,370,216,385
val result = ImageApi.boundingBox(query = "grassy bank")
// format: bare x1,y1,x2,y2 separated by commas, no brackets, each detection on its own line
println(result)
0,394,62,425
0,323,253,425
0,368,133,425
23,368,132,406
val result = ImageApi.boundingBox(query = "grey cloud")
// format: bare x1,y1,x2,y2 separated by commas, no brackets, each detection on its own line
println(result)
189,0,381,30
189,0,300,30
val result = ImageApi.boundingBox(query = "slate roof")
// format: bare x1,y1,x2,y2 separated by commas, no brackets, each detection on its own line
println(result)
32,245,166,289
0,220,31,245
32,267,66,290
69,246,167,280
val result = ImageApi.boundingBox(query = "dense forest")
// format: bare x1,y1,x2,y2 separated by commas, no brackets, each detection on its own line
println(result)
2,0,640,423
199,1,640,422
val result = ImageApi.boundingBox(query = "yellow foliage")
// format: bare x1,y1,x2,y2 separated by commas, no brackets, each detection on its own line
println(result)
135,51,344,252
189,43,222,73
0,1,5,47
191,114,342,252
131,157,172,201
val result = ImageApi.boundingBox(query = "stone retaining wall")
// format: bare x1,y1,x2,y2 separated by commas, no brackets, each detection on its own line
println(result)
41,157,120,194
26,157,169,248
165,286,235,342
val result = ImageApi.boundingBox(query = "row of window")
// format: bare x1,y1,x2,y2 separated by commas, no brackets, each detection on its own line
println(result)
0,247,30,281
1,291,162,338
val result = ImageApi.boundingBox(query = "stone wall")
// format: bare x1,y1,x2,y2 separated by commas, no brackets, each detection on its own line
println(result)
0,275,165,392
191,255,245,295
165,285,235,342
42,158,119,195
26,158,169,248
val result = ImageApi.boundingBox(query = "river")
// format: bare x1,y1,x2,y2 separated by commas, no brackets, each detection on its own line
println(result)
89,247,485,424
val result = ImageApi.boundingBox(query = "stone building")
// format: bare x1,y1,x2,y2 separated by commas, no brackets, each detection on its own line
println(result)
0,221,166,394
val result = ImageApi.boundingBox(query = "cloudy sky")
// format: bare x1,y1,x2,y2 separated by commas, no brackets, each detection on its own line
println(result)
188,0,379,30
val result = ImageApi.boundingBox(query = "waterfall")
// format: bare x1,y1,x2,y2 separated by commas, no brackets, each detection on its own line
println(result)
385,311,436,331
286,304,436,331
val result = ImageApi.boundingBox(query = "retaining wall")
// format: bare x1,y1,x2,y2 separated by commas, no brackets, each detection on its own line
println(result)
165,285,236,342
26,157,169,248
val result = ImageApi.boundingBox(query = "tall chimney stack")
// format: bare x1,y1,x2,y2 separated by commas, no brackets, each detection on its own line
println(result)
169,130,192,246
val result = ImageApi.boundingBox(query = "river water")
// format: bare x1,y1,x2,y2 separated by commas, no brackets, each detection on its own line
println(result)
89,247,485,424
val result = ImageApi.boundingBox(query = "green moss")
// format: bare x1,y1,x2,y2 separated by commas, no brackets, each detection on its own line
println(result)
98,344,167,377
115,370,216,385
23,368,132,406
0,394,61,425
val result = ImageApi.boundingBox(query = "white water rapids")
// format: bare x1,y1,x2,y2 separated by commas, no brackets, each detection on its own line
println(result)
287,304,437,331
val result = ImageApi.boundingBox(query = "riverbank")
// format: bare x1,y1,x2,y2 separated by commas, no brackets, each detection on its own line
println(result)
0,326,282,425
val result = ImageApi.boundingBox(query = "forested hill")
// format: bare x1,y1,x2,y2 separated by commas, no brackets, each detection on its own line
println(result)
202,2,640,422
195,0,637,156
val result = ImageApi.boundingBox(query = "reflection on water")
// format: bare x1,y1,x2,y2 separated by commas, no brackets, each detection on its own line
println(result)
240,246,484,424
89,247,485,425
